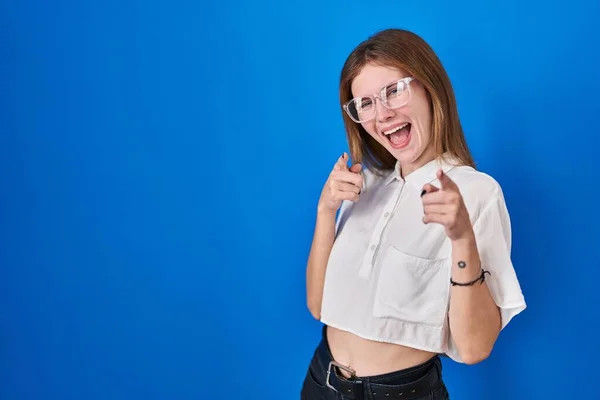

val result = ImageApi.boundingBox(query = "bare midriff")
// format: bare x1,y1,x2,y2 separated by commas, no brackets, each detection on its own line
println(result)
326,326,437,377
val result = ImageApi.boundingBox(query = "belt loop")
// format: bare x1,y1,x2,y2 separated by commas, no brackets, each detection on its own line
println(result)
354,380,364,400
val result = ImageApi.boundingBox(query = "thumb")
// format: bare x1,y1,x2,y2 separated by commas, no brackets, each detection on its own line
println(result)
349,162,362,173
420,183,439,197
334,152,349,171
437,169,457,190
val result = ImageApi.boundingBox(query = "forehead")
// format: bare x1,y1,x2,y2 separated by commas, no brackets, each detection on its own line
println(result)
351,63,409,97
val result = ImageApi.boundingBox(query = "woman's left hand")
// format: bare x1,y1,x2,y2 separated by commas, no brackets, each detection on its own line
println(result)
420,169,474,242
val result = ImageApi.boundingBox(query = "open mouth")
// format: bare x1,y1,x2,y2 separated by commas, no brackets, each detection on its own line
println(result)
383,122,412,149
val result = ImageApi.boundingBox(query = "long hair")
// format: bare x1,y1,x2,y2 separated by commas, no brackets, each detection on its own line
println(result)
339,28,475,174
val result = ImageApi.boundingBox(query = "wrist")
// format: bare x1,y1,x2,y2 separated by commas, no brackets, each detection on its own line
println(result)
451,229,476,248
316,205,337,219
450,229,481,279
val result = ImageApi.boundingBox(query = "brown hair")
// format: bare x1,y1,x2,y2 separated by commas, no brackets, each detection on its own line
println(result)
339,28,475,174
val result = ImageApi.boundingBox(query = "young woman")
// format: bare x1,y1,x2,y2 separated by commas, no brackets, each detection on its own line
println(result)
301,28,526,400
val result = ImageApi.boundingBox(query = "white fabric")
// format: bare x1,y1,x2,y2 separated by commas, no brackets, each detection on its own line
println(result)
320,154,526,363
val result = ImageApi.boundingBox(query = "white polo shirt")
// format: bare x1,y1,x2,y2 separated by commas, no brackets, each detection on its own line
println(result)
319,154,526,362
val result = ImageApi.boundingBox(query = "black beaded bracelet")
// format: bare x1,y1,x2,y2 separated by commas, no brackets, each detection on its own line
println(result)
450,269,491,287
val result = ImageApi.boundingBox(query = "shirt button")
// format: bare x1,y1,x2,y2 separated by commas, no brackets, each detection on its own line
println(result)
384,212,390,217
370,245,376,250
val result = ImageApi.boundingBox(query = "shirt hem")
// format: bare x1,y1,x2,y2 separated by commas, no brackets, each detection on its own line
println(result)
319,316,447,355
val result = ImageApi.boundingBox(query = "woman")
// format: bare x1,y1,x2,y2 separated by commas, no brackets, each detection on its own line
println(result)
301,28,526,399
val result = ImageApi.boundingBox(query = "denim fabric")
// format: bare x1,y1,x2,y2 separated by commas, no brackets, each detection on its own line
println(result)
300,328,449,400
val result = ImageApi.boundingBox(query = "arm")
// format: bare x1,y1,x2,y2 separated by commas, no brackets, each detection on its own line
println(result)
305,153,363,320
305,209,337,320
421,169,502,364
448,234,501,364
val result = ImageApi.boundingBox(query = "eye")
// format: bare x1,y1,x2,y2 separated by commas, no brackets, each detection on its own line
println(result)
359,98,373,109
386,84,401,97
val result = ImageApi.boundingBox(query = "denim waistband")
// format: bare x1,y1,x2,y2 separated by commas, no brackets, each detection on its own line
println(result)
317,325,442,399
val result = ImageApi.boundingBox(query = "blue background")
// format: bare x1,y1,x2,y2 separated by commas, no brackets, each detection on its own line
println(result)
1,0,599,399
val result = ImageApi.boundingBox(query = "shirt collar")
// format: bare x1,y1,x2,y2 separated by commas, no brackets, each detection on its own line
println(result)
383,153,460,190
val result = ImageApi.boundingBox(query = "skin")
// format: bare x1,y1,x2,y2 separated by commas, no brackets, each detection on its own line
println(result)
306,63,501,377
351,63,437,176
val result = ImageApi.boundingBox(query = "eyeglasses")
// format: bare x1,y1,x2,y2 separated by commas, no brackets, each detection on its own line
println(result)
343,77,414,123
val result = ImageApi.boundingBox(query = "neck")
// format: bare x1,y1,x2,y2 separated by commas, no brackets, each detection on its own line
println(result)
399,146,437,178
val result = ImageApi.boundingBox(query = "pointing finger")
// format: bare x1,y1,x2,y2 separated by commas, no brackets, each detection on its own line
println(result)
438,169,457,191
334,152,349,171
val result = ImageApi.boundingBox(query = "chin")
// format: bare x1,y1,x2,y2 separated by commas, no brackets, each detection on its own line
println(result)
388,143,420,165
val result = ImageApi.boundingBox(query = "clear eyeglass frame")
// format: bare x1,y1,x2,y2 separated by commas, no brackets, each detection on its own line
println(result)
343,77,415,123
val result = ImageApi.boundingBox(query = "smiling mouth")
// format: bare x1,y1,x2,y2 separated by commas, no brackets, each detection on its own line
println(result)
383,122,412,148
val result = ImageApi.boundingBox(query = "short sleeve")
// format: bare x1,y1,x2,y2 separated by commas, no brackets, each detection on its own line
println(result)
446,190,526,361
334,200,353,237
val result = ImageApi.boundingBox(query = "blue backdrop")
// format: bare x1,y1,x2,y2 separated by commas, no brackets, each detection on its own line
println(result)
2,0,599,399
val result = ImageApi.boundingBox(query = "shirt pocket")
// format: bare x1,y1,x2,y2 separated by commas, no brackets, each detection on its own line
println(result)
373,245,451,327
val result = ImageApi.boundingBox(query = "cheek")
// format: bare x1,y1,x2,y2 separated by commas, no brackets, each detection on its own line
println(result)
410,107,433,138
361,122,379,139
419,112,433,139
408,90,433,133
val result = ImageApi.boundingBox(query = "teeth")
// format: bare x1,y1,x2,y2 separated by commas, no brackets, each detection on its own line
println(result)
384,123,409,135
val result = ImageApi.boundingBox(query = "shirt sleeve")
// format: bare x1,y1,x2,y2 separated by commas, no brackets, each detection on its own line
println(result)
446,189,526,361
334,200,352,237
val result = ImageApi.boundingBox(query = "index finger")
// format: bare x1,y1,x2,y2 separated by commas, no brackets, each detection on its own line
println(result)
438,169,457,191
334,152,349,171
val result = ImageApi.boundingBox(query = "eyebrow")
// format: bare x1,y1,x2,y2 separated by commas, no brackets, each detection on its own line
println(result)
353,79,403,98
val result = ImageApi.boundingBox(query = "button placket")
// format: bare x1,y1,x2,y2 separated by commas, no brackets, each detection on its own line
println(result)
357,182,405,278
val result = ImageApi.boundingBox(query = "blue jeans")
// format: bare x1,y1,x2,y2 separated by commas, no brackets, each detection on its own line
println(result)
300,327,449,400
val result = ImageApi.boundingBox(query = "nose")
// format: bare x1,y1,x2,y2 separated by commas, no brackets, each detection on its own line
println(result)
376,98,394,122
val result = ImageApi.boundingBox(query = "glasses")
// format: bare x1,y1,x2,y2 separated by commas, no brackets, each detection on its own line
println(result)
343,77,414,123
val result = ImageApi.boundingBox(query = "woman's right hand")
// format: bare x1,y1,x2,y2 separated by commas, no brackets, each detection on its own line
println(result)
317,152,363,215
